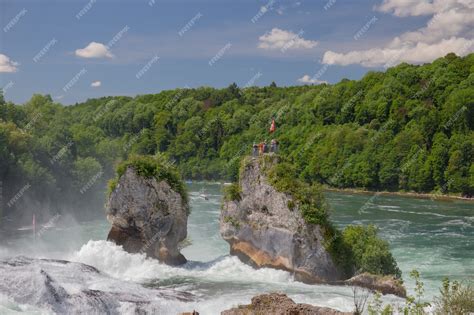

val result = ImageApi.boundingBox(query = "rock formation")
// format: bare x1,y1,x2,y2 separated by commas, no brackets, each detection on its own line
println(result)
106,166,189,265
221,293,352,315
0,256,193,314
220,156,344,283
345,273,406,297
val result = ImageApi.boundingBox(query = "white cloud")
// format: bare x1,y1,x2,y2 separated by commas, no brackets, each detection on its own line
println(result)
0,54,19,73
91,80,101,87
297,74,328,85
376,0,445,17
75,42,113,58
323,0,474,67
258,28,318,50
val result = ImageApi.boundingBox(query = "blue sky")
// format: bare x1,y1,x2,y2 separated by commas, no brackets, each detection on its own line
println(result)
0,0,472,104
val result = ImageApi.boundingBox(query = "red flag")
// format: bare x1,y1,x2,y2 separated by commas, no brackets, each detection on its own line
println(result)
269,119,276,133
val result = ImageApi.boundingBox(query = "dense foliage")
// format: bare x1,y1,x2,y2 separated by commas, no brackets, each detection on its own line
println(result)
342,225,401,278
109,154,188,203
0,53,473,225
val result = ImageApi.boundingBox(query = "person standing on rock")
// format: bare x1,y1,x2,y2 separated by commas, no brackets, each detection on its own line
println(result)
270,139,276,153
252,142,258,157
258,142,264,155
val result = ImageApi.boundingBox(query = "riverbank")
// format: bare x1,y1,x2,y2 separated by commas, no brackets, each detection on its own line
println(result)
322,186,473,202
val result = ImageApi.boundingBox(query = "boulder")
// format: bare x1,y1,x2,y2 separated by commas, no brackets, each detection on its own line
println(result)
106,167,189,265
220,156,344,283
0,256,193,314
221,293,352,315
345,273,406,298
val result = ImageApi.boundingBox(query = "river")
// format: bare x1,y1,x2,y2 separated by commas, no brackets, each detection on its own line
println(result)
0,182,472,314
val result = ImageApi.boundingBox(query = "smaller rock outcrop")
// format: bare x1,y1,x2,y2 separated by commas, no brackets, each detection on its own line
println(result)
345,273,406,298
106,158,189,266
221,293,352,315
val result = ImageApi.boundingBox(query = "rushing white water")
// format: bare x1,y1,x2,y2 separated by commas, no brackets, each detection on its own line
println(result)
0,182,472,314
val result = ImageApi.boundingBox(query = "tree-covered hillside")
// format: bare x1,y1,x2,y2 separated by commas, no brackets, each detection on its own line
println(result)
1,53,473,224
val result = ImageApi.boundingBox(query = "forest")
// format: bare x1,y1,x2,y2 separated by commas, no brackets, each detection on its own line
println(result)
0,52,473,225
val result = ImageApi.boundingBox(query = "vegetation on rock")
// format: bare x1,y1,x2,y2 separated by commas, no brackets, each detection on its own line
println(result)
342,225,401,278
110,154,188,204
228,155,401,279
223,183,241,202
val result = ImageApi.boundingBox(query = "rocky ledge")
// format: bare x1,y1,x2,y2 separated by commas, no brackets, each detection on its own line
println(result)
221,293,352,315
106,162,189,266
220,155,344,283
345,273,406,298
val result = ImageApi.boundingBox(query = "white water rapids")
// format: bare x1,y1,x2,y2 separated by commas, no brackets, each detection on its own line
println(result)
0,182,472,314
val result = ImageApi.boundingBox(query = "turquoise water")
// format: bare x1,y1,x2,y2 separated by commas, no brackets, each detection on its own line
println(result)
324,191,473,298
0,182,472,314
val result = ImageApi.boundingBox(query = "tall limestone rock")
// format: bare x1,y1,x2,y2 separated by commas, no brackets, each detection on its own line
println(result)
220,155,344,283
106,156,189,265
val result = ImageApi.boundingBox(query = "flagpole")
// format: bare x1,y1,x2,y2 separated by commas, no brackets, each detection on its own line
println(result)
33,213,36,240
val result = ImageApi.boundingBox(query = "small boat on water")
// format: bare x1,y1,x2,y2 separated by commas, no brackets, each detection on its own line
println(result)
199,188,209,200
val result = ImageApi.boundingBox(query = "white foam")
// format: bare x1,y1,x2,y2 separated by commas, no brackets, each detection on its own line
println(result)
70,240,292,284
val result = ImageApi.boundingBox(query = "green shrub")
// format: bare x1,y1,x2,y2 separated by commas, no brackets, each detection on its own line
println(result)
107,178,118,195
287,200,295,210
434,278,474,315
266,160,329,226
223,215,241,228
369,271,473,315
111,154,188,206
342,224,401,278
223,183,242,202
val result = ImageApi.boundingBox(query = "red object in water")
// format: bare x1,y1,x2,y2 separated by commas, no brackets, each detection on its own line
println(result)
269,119,276,133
